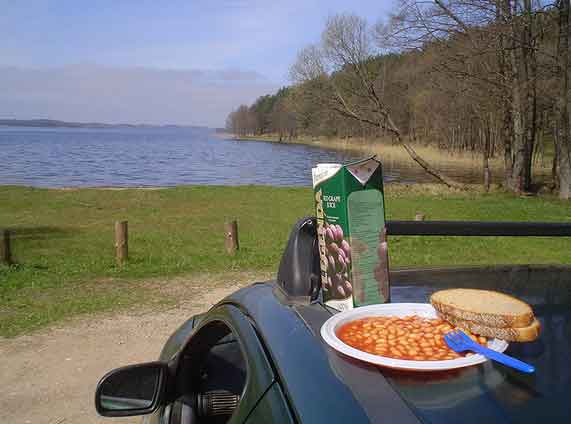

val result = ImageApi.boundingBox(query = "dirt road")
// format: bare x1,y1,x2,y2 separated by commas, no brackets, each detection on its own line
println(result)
0,272,270,424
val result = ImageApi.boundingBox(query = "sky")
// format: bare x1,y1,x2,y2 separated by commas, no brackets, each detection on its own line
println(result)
0,0,395,127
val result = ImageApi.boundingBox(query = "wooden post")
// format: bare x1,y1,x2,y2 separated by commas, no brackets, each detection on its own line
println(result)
224,220,239,255
414,212,425,221
115,221,128,265
1,229,12,265
483,115,491,192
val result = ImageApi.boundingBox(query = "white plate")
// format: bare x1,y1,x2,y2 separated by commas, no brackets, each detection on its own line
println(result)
320,303,509,371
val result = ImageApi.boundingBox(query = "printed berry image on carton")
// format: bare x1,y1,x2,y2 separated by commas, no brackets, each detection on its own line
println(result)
312,157,390,311
322,221,352,299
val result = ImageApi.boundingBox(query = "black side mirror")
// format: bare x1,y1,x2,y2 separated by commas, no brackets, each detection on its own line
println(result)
276,216,321,301
95,361,168,417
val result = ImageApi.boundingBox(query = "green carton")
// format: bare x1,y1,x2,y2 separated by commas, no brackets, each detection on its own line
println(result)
312,157,390,311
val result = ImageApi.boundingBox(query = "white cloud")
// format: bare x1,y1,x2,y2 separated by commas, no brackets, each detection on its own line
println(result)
0,64,278,127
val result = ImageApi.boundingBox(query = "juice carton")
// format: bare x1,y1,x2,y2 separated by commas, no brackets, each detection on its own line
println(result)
312,157,390,311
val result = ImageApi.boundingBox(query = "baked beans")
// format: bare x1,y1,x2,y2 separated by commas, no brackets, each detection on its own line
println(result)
337,315,488,361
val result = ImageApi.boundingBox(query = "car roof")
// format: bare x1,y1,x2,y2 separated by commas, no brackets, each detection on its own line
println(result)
222,282,420,424
222,265,571,424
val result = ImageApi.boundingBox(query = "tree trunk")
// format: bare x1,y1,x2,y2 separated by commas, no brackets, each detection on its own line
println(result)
497,1,515,190
555,0,571,199
400,141,462,188
559,148,571,199
552,128,559,189
521,0,537,191
505,3,527,194
484,117,492,192
508,73,526,192
385,115,464,188
330,89,465,188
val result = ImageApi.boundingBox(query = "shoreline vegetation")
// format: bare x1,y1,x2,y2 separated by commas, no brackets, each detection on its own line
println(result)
229,133,552,180
225,8,570,197
1,184,569,337
233,133,505,167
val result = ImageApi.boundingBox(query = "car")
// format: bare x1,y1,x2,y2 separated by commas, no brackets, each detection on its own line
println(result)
95,217,571,423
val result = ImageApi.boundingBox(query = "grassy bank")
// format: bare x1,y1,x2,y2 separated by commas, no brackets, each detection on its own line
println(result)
233,134,553,176
234,134,503,169
1,184,570,336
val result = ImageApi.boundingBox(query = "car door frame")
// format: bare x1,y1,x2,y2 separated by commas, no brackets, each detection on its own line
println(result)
149,303,280,424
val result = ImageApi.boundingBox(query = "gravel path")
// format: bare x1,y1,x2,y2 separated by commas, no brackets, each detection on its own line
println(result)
0,272,270,424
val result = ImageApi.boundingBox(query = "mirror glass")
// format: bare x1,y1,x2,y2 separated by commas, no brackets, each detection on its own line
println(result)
98,365,161,412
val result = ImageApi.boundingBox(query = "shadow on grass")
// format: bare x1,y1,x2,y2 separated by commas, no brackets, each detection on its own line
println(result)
8,226,77,240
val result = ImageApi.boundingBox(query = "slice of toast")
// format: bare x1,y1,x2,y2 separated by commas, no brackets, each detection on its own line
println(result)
437,312,541,342
430,288,534,328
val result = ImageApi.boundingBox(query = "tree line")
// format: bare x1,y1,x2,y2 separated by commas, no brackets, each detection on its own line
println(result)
226,1,570,199
225,87,297,141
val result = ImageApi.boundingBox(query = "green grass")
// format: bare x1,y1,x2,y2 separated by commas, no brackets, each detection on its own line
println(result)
1,185,570,337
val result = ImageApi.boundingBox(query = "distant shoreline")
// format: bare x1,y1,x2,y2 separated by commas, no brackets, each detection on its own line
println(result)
0,118,208,130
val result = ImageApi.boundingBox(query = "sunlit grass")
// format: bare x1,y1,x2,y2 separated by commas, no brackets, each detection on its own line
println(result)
1,184,569,336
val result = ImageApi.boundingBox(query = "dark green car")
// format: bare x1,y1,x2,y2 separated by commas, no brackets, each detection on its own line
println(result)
95,218,571,423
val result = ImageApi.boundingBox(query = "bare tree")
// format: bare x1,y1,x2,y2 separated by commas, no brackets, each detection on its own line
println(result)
291,14,463,187
226,105,257,136
383,0,546,193
225,2,569,197
270,94,297,141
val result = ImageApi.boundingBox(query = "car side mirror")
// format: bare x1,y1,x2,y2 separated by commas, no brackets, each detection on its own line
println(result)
95,361,168,417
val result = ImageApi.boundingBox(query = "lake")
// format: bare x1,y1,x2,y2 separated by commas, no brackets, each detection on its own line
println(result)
0,126,482,187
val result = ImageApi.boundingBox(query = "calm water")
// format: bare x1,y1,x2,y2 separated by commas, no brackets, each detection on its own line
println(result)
0,126,482,187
